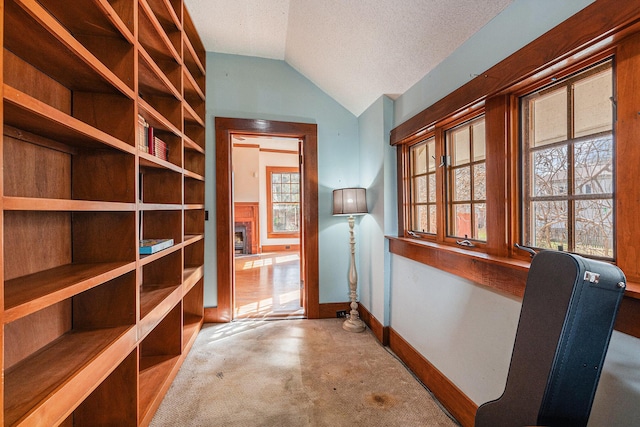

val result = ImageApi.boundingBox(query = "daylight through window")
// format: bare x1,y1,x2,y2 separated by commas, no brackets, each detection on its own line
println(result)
409,137,437,234
446,117,486,241
267,167,300,236
521,61,614,258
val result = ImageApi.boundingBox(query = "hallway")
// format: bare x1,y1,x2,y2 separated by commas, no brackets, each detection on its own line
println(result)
151,319,458,426
234,251,303,319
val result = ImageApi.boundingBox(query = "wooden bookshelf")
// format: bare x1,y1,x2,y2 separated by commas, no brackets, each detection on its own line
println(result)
1,0,206,425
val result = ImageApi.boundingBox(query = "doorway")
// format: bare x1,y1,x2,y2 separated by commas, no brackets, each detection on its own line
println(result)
232,135,303,318
214,117,319,322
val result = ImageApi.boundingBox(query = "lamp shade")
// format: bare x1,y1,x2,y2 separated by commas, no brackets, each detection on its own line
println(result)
333,188,368,216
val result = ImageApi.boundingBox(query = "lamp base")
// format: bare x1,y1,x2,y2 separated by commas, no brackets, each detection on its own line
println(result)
342,315,365,333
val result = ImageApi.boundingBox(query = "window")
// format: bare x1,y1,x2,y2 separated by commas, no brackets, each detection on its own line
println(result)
409,137,437,234
446,117,486,241
520,61,614,259
266,166,300,237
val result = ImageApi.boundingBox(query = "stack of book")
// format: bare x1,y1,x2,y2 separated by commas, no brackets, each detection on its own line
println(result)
137,114,169,161
152,136,168,161
137,115,149,153
139,238,174,255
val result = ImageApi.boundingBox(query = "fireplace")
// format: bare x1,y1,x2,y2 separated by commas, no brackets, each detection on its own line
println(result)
235,224,247,254
234,203,259,254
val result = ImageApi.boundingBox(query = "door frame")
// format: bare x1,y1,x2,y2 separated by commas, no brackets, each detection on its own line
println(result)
214,117,319,321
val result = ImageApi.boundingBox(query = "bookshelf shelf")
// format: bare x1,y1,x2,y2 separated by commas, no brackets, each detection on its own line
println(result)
138,303,182,425
184,134,205,154
4,261,135,323
139,284,181,325
183,234,205,245
4,326,136,426
6,0,134,98
138,97,181,137
183,67,205,102
184,169,205,182
138,355,180,424
140,151,183,173
3,197,137,212
3,85,136,152
183,265,204,289
2,1,205,424
138,0,181,64
138,47,181,100
139,243,182,266
147,0,182,32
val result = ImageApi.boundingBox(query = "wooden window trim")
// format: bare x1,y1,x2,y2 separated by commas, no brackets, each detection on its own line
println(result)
444,115,487,243
266,166,301,239
390,0,640,338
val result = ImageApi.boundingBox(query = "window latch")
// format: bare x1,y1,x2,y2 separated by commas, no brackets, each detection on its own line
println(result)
514,243,537,258
439,155,450,168
456,239,475,247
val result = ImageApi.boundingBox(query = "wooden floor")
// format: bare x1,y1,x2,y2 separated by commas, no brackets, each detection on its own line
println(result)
234,251,303,319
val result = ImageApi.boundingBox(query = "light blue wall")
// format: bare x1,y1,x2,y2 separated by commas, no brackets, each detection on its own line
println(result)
384,0,640,424
203,53,360,307
395,0,597,125
358,95,395,325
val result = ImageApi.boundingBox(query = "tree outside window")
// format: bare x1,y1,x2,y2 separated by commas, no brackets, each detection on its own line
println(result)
409,137,437,234
445,116,487,241
521,61,614,259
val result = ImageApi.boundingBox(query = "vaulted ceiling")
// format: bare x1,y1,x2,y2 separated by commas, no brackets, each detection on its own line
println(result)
184,0,513,116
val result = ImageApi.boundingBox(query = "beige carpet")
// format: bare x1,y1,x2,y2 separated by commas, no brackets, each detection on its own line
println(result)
151,319,459,426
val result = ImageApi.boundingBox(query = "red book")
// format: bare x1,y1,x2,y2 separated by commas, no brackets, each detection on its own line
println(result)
147,126,154,156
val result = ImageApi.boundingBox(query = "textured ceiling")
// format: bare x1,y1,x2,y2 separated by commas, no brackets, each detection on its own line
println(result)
184,0,513,116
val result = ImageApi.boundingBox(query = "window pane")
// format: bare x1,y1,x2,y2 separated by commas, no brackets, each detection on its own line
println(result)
474,203,487,240
533,88,567,146
574,69,613,137
413,176,427,203
269,171,300,234
427,139,436,172
575,199,613,258
429,205,437,234
574,135,613,195
521,61,613,258
411,142,427,175
532,146,567,196
452,204,471,238
412,205,428,233
453,167,471,201
451,127,470,166
428,174,436,203
473,164,486,200
473,121,486,161
530,200,568,251
273,204,299,232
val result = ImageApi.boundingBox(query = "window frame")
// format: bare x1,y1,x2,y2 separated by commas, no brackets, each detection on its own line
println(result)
266,166,301,238
407,135,438,236
401,110,487,250
518,59,615,260
444,115,487,243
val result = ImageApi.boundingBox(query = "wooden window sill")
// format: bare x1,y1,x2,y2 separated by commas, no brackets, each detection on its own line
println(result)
387,236,640,301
